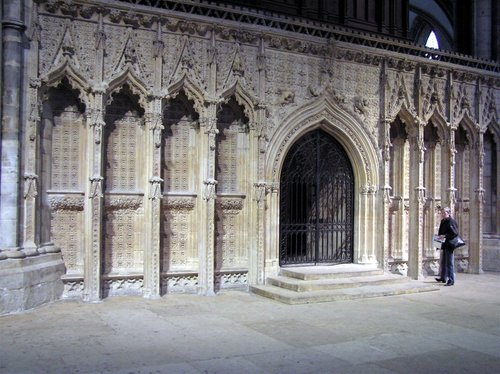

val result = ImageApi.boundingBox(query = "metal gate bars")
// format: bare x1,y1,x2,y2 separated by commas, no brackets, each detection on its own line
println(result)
279,129,354,266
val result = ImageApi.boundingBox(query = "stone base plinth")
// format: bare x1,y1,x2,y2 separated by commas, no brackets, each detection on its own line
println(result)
0,253,65,315
483,235,500,272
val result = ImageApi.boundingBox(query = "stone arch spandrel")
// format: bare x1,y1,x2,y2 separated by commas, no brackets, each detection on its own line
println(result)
267,96,379,189
386,74,417,124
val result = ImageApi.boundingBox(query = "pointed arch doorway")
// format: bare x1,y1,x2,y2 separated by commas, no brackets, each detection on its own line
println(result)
279,129,354,266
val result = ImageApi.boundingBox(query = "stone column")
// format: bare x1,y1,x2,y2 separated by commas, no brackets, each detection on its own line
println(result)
265,183,279,278
381,119,393,272
199,109,218,296
83,91,106,302
143,106,163,298
1,0,25,250
253,181,267,284
22,79,41,252
469,130,485,274
445,128,457,210
408,121,425,279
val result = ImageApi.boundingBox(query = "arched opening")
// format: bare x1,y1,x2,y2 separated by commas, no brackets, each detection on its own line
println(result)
161,91,200,289
279,129,354,266
215,97,251,286
40,79,86,276
483,128,498,234
102,85,145,296
425,30,439,49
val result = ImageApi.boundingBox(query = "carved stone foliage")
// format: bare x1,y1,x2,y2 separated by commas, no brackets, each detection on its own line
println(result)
333,63,380,134
62,278,84,299
48,195,85,211
105,26,137,81
162,273,198,293
265,35,329,56
166,36,208,91
163,33,183,84
217,41,258,98
39,15,67,75
103,277,143,296
71,20,97,80
132,28,156,87
216,271,248,288
452,81,476,124
386,71,416,121
164,197,196,211
265,51,320,127
482,87,498,126
421,74,447,122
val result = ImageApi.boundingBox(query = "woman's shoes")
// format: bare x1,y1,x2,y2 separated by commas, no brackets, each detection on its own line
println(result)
435,278,445,283
444,281,454,286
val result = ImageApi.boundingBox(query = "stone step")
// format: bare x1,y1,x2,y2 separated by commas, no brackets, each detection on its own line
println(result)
279,264,383,280
250,281,439,305
267,273,410,292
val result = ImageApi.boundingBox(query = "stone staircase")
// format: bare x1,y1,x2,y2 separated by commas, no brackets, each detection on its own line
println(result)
250,264,439,304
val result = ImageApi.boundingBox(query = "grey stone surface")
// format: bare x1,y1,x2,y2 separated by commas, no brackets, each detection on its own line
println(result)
0,253,65,315
0,272,499,373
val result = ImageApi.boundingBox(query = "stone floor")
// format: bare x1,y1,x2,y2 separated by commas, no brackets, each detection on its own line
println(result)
1,272,500,374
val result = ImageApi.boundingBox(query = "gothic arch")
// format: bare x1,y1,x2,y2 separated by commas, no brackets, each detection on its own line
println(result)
454,114,479,146
106,67,149,111
267,94,379,195
41,60,90,108
392,106,419,129
167,73,206,116
218,80,259,126
427,111,449,143
267,95,380,266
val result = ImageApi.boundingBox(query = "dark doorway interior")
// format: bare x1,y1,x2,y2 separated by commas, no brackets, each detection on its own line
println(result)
279,129,354,266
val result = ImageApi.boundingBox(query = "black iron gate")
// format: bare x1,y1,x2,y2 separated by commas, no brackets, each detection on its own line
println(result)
279,129,354,266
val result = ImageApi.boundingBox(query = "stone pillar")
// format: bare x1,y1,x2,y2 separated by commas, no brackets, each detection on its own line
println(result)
445,127,457,210
382,119,393,272
408,121,425,279
1,0,25,249
265,183,279,278
253,181,267,284
83,91,105,302
199,110,218,296
474,0,493,60
469,130,485,274
143,107,163,298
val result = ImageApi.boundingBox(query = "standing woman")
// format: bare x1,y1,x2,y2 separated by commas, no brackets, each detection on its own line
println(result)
436,207,459,286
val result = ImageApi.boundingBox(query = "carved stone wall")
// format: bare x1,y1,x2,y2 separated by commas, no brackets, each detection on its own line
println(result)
11,0,498,301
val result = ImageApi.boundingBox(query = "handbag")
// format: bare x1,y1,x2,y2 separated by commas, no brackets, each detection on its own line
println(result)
449,235,466,249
